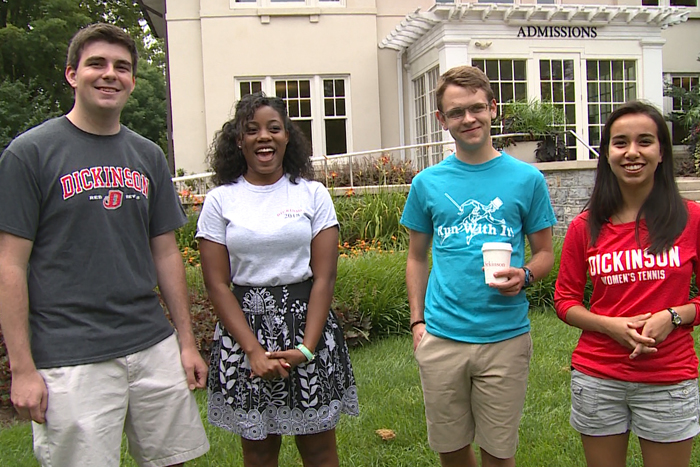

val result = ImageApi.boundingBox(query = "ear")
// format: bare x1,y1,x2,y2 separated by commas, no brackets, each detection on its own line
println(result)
65,66,78,89
489,99,498,120
436,110,447,130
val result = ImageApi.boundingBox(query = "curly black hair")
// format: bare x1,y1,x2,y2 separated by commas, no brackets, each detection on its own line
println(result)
207,92,313,186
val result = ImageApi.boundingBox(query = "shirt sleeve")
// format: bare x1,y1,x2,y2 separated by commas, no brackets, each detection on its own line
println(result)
311,183,338,238
687,203,700,326
554,214,589,322
148,149,187,237
523,172,557,235
400,175,432,234
0,148,41,240
196,189,227,245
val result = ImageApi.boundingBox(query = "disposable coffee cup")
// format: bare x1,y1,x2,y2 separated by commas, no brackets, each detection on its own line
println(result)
481,242,513,284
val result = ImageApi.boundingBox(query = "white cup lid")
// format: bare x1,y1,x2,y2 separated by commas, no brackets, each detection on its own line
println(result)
481,242,513,252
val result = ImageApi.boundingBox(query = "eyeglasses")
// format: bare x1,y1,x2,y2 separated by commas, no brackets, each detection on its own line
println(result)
441,103,490,121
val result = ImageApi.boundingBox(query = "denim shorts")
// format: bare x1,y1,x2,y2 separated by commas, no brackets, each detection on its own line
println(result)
570,369,700,442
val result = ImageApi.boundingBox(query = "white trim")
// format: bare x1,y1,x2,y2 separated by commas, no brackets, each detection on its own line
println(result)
380,4,689,52
230,0,346,8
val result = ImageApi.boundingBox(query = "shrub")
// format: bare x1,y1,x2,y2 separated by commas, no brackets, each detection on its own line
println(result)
317,153,415,188
334,191,409,250
335,250,410,337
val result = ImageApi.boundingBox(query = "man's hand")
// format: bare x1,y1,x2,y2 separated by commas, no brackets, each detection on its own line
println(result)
412,322,426,351
180,345,208,390
489,267,526,296
11,369,48,423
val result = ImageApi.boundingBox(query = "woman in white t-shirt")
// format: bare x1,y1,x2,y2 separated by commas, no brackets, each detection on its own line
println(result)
196,93,358,466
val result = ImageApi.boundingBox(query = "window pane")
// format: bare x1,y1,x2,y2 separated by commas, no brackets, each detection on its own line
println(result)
671,0,696,5
613,82,624,103
565,82,575,102
288,81,298,98
588,104,599,124
563,60,574,81
335,79,345,97
552,82,564,102
540,60,550,80
501,82,514,103
599,60,611,81
275,81,286,98
300,80,310,98
500,60,513,80
624,61,636,80
486,60,499,80
587,61,597,81
514,60,526,80
288,101,299,118
324,80,334,98
240,82,251,96
612,61,623,80
588,83,599,102
325,119,347,155
324,98,334,117
625,84,636,101
336,99,346,116
300,100,311,118
295,120,312,152
541,83,551,101
515,83,527,100
552,61,563,81
472,59,485,72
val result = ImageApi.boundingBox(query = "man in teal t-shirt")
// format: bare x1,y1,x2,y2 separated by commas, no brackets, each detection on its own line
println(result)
401,65,556,467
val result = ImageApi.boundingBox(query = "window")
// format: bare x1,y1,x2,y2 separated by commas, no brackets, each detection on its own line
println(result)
412,67,442,170
233,0,343,6
640,0,696,6
671,75,699,145
238,75,350,157
472,59,528,134
586,60,637,149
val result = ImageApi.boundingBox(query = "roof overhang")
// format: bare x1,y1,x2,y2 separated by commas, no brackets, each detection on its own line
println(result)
379,3,690,51
138,0,166,38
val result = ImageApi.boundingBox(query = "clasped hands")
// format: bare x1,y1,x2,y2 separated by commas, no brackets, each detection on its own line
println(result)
249,347,309,380
606,310,676,360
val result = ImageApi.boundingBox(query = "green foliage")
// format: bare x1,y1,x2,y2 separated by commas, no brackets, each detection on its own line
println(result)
318,153,416,188
334,191,409,250
174,208,200,252
121,60,167,152
665,83,700,175
0,79,62,151
501,99,568,162
335,251,410,337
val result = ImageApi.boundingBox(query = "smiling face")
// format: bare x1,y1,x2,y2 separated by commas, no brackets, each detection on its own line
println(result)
65,40,135,124
240,105,289,185
436,85,497,161
607,113,662,192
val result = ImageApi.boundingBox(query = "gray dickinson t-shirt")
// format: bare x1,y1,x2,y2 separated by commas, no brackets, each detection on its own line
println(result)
0,117,187,369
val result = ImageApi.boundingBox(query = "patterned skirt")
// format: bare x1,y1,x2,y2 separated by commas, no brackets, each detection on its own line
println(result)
207,280,359,440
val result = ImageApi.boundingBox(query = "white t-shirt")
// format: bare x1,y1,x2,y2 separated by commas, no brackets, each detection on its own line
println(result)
196,175,338,286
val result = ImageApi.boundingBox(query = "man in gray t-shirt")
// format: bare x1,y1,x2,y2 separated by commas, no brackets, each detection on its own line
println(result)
0,24,209,467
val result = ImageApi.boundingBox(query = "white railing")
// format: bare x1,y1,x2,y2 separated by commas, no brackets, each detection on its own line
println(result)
172,131,594,199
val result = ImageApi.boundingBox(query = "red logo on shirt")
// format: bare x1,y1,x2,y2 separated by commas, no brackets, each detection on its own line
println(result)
103,190,124,210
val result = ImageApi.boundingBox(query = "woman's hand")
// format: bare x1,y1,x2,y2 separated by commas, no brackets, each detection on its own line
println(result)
266,349,309,372
602,313,656,351
629,310,676,360
248,348,289,380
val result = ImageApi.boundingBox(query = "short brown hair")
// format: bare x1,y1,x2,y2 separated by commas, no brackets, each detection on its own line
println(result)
66,23,138,76
435,66,494,112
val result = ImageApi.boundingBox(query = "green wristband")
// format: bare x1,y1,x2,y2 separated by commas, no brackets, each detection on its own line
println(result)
296,344,315,362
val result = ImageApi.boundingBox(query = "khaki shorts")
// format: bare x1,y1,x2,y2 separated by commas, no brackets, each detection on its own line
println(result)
33,334,210,467
414,331,533,459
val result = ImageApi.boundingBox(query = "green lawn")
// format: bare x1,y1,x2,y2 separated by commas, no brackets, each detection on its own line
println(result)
2,311,700,466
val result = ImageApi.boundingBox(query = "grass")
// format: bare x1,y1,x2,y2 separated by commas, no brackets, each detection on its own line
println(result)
2,312,700,466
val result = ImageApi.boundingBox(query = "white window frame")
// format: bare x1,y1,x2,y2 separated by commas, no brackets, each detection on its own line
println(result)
411,66,442,170
665,73,700,146
235,75,352,157
231,0,345,8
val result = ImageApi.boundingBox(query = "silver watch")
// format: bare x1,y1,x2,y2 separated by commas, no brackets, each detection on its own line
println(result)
668,308,682,328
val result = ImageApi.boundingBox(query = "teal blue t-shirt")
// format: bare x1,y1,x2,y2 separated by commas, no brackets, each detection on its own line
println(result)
400,153,556,343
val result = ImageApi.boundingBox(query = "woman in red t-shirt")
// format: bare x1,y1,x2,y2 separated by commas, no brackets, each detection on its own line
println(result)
555,101,700,467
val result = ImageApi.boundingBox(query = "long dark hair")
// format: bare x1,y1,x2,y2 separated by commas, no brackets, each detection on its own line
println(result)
208,92,313,185
587,100,686,254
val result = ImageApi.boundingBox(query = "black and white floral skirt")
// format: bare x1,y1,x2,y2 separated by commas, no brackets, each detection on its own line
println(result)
207,280,359,440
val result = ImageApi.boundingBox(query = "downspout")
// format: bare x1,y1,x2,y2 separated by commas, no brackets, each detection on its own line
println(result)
397,50,406,160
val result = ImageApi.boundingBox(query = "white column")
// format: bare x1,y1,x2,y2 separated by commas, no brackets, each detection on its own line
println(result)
640,37,666,112
436,37,471,74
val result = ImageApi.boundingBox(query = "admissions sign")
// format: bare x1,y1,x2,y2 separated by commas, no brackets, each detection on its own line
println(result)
517,26,598,38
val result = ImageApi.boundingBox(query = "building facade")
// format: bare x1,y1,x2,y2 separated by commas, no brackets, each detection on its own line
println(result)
140,0,698,174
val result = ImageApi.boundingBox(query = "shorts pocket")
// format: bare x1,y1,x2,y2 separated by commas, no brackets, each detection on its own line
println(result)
571,377,599,417
666,382,700,418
